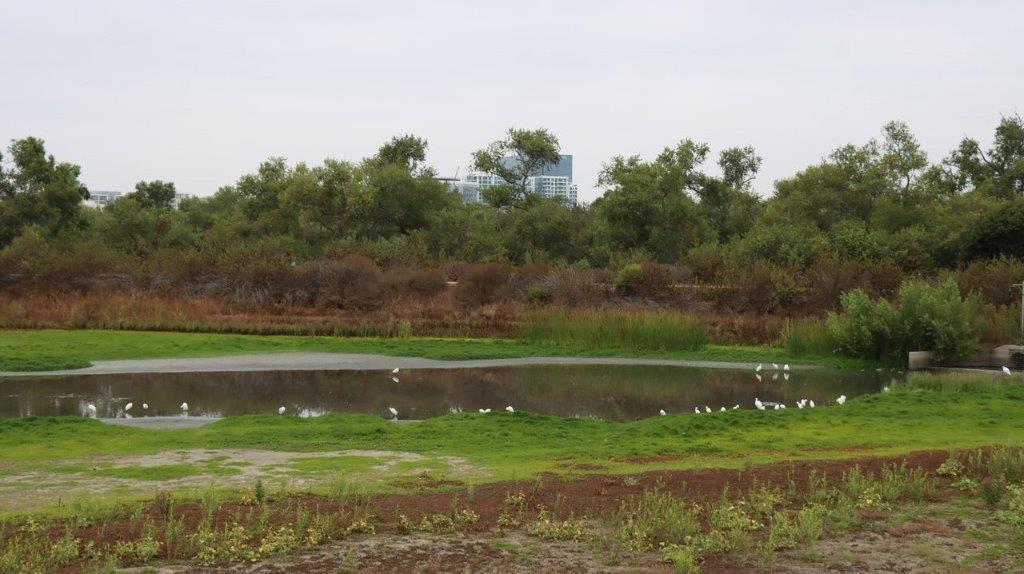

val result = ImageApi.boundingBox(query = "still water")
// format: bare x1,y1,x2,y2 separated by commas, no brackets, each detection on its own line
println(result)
0,365,896,421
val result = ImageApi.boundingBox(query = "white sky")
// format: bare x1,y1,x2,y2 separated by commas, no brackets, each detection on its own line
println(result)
1,0,1021,202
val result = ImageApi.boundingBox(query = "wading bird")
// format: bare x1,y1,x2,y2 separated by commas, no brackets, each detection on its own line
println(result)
756,363,762,372
1004,366,1012,375
836,395,847,405
754,398,764,410
479,408,491,413
142,403,148,410
694,407,700,414
125,402,133,411
659,409,666,416
388,406,398,418
392,368,400,374
86,403,97,416
506,406,514,413
180,402,188,411
278,406,286,414
783,364,790,371
809,400,815,408
705,406,711,413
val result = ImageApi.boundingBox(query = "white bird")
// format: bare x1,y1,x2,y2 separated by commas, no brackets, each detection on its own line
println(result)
506,406,514,413
779,404,786,409
125,402,133,411
388,406,398,417
180,402,188,411
705,406,712,413
86,403,97,416
142,403,148,410
659,409,667,416
772,363,780,370
784,373,790,381
1003,366,1012,375
732,405,740,410
755,363,763,372
754,398,763,410
809,400,815,408
783,364,790,371
392,368,400,374
391,376,400,383
756,374,763,382
694,407,701,414
836,395,847,405
278,406,286,414
797,401,804,409
774,404,781,410
720,407,726,412
772,373,779,381
479,408,491,413
882,386,890,393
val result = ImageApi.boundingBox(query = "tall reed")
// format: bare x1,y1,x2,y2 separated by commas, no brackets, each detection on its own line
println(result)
781,318,835,357
517,310,707,351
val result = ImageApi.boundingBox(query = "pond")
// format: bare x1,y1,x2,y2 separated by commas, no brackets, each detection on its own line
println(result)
0,365,900,421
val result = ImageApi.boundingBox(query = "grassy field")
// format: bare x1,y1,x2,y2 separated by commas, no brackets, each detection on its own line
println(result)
1,372,1023,571
0,328,871,372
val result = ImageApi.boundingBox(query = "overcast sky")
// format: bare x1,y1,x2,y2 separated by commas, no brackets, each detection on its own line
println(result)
2,0,1021,201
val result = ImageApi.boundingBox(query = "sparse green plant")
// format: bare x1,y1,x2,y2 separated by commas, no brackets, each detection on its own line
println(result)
979,478,1007,508
659,543,700,574
612,488,699,553
527,508,589,541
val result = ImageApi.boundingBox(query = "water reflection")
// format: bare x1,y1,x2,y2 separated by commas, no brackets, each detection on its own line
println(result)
0,365,896,421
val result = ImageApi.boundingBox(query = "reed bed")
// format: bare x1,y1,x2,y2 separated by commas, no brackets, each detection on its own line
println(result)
781,318,836,357
517,310,708,351
895,371,1013,393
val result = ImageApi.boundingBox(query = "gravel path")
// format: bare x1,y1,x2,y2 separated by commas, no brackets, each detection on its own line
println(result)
0,352,813,377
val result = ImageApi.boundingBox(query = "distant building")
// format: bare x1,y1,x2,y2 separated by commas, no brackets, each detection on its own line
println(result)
527,175,578,204
86,190,123,207
172,193,192,208
83,190,193,209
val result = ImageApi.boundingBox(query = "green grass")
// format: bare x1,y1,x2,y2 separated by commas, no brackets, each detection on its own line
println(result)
91,463,200,481
285,455,381,474
0,329,871,372
518,310,708,351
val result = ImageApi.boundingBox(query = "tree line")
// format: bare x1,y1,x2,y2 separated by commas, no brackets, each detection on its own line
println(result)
1,116,1023,279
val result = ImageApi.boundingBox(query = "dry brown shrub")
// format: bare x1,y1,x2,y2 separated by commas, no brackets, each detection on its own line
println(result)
956,257,1024,306
384,267,447,297
317,255,384,310
454,263,513,307
548,268,607,307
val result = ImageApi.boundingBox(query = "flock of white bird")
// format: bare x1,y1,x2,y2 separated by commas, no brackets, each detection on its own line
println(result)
83,362,1019,420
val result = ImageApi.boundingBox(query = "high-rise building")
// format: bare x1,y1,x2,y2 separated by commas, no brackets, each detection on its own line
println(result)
456,154,577,204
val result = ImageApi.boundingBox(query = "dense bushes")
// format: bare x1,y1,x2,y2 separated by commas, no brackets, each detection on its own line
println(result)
827,279,985,360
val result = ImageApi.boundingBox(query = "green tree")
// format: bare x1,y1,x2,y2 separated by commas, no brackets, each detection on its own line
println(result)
472,128,561,208
943,114,1024,198
132,180,176,209
0,137,89,245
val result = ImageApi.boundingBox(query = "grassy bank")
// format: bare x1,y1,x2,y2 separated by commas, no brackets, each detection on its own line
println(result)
0,329,869,372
